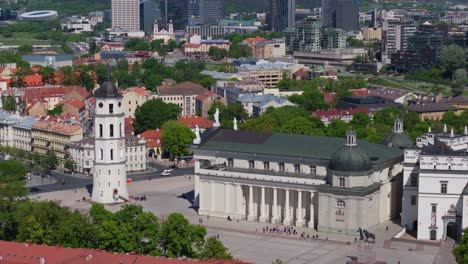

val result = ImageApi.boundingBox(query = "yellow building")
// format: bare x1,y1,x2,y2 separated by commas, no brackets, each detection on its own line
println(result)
362,27,382,41
32,120,83,167
407,103,462,120
122,87,151,118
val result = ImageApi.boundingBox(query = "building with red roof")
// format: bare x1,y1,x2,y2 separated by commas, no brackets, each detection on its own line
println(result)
140,129,163,159
122,87,151,118
312,107,370,125
195,91,227,119
59,98,87,122
0,240,251,264
177,116,213,132
23,86,91,111
155,82,209,116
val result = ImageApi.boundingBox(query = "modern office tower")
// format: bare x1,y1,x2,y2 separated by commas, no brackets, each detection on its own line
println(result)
321,0,358,31
189,0,199,17
396,23,416,51
284,17,321,53
151,0,162,21
381,17,399,63
112,0,140,30
199,0,224,25
139,0,154,33
160,0,189,30
270,0,295,32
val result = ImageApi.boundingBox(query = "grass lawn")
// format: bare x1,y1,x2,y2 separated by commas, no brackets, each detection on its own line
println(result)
0,32,50,45
369,77,452,96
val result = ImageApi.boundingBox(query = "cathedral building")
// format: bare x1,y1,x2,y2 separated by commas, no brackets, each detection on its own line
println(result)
402,125,468,241
151,19,175,44
91,67,128,204
192,124,404,235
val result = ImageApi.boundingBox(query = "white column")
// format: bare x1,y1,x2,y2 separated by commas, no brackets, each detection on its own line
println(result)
194,175,200,207
283,189,291,225
210,181,215,212
271,187,278,224
224,183,230,214
236,184,243,218
247,185,256,221
296,190,304,227
259,186,267,222
199,180,204,211
308,192,315,229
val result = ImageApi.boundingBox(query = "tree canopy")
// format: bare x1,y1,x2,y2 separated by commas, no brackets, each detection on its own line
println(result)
161,121,195,159
133,99,181,134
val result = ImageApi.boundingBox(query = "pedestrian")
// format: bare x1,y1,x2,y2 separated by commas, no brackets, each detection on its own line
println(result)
386,226,389,231
217,234,219,239
74,189,77,194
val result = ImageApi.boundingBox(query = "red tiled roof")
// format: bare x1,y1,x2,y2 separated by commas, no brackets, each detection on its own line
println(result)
125,117,135,133
22,75,43,87
184,43,201,48
350,88,370,97
195,91,217,101
177,116,213,129
245,36,266,43
23,86,91,104
32,120,82,135
0,240,251,264
312,107,369,118
140,129,162,147
292,68,309,77
123,87,150,96
63,98,86,110
157,82,207,96
321,91,337,104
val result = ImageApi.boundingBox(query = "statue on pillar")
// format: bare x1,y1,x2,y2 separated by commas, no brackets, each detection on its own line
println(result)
193,125,201,144
233,117,238,130
213,108,220,127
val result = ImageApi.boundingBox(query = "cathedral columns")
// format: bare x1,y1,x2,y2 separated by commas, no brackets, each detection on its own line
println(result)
247,185,256,221
283,189,292,226
296,190,305,227
308,192,316,229
210,181,215,211
259,186,267,222
271,187,279,224
224,183,230,213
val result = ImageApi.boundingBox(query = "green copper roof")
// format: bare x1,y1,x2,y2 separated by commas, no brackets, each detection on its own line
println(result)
329,146,372,172
382,132,413,149
197,129,403,168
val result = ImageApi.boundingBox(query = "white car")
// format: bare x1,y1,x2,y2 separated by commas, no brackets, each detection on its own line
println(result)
163,168,173,173
160,171,171,176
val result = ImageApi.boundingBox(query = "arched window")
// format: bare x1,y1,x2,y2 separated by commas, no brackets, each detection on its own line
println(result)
100,149,103,160
110,149,114,160
99,124,103,138
110,124,114,137
109,103,114,114
227,158,233,167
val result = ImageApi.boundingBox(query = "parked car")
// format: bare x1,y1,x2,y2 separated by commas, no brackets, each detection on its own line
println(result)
161,171,171,176
163,168,173,173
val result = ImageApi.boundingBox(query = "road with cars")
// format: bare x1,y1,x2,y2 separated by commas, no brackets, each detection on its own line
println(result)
27,162,194,194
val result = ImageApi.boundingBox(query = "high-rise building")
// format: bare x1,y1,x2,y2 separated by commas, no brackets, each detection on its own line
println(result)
321,28,347,50
160,0,189,30
284,18,321,53
199,0,224,25
91,67,128,204
189,0,199,17
381,16,416,63
321,0,358,31
112,0,140,31
269,0,295,32
140,0,154,33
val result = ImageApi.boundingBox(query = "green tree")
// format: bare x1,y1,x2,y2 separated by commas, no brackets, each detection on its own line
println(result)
198,236,233,260
159,213,206,258
454,228,468,263
452,68,467,96
39,66,56,85
133,99,181,134
18,44,33,55
125,39,151,51
350,112,371,128
3,95,16,112
280,117,324,136
64,158,75,173
440,45,467,74
326,120,350,137
161,121,195,159
45,151,58,170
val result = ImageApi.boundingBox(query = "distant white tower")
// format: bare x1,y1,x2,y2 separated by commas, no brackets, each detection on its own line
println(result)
91,66,128,204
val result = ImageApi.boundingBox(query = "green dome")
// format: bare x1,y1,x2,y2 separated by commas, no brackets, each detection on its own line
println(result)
329,146,372,172
383,132,412,148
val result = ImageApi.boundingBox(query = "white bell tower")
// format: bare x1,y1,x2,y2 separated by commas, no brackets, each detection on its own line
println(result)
91,65,128,204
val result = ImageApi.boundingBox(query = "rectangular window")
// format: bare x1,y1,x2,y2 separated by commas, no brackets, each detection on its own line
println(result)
279,162,285,172
110,124,114,137
440,182,447,194
411,196,417,205
410,174,418,186
263,161,270,170
110,149,114,160
109,104,114,114
227,158,233,167
294,164,300,173
248,160,255,169
310,165,316,174
339,177,345,187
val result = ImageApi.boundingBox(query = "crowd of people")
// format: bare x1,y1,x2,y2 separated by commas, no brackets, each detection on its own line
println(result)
259,225,311,239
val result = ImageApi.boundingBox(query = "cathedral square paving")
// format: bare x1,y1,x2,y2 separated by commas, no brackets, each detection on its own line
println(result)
33,175,444,264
